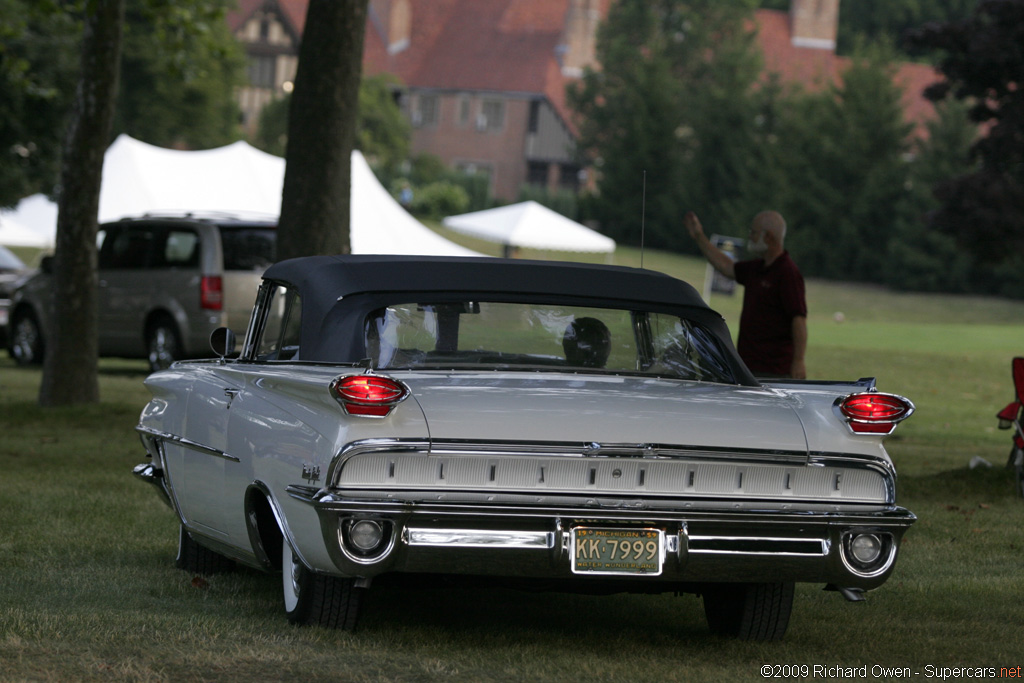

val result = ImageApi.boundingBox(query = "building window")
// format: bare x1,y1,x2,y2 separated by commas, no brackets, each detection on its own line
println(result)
477,99,505,132
248,55,276,89
559,164,582,192
413,94,439,127
527,161,548,187
457,95,471,127
528,100,541,134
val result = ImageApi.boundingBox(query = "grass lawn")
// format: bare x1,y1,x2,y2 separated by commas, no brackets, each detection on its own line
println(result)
2,245,1024,681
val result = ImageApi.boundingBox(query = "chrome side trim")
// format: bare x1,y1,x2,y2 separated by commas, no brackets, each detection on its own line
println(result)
405,528,555,549
688,535,829,557
135,425,240,463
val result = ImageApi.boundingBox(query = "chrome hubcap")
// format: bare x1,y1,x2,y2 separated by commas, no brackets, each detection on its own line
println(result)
12,317,38,362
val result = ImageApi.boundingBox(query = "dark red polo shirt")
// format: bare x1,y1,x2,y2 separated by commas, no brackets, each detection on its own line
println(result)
733,251,806,376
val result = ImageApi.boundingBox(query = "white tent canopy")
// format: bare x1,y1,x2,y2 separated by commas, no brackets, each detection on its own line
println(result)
1,134,478,257
442,200,615,254
0,194,57,247
0,213,52,248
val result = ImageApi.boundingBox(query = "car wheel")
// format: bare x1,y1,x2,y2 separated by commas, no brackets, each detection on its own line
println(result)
9,309,44,365
702,582,794,641
282,537,362,630
147,317,182,372
175,525,235,575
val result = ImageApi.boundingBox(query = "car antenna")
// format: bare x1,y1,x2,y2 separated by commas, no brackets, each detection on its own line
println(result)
640,170,647,269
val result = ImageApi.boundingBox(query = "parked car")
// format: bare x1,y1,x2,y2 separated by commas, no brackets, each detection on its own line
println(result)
133,255,916,640
7,214,275,371
0,245,34,348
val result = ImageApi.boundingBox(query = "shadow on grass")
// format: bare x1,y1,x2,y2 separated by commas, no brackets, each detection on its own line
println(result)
357,575,707,646
900,463,1018,501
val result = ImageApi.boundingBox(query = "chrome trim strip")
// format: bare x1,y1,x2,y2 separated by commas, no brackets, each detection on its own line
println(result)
328,438,812,486
136,425,240,463
405,528,555,549
430,438,809,462
302,493,916,527
688,535,829,557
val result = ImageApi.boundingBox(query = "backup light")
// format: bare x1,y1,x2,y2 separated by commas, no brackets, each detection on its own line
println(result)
841,531,895,576
331,374,409,417
338,517,394,562
849,533,882,564
839,392,914,435
348,520,384,551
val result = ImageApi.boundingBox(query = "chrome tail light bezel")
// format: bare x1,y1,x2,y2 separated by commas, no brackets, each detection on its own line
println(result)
835,391,915,435
330,373,411,418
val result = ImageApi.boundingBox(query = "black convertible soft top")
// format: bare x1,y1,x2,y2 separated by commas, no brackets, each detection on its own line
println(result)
260,255,756,385
264,254,709,308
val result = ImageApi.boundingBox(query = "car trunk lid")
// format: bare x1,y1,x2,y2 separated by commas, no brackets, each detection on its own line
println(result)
397,372,809,457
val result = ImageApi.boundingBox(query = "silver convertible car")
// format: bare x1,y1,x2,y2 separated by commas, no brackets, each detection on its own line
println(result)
134,255,915,641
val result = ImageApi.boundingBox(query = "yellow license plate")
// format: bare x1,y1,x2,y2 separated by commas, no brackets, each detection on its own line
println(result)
571,528,663,576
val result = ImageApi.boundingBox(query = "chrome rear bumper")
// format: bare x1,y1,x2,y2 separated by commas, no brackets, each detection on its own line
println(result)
288,485,915,590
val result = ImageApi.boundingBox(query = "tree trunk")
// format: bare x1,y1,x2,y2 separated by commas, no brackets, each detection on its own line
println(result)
276,0,369,261
39,0,124,406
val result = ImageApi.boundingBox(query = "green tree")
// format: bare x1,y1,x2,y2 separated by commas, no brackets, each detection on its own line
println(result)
277,0,369,260
0,0,245,208
907,0,1024,297
254,73,410,171
569,0,765,251
0,1,79,207
757,0,977,57
355,73,410,173
885,100,977,291
770,44,917,282
114,0,245,148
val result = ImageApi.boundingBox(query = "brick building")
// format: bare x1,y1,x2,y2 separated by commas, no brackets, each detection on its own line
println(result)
226,0,938,201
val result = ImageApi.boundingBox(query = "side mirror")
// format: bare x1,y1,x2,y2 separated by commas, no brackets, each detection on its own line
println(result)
210,327,236,360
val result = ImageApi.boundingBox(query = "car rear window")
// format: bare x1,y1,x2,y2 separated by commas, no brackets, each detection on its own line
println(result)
364,301,736,383
219,227,276,271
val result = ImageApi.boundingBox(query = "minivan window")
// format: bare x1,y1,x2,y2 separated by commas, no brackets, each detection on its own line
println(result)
162,230,200,267
220,227,276,271
99,227,157,269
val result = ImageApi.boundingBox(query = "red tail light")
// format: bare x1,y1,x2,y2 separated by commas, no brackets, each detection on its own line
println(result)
331,374,409,417
200,275,223,311
839,392,915,435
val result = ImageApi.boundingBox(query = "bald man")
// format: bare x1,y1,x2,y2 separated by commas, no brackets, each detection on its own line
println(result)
685,210,807,380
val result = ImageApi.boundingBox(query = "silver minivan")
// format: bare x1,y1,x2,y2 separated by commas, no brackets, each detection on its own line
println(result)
7,214,276,371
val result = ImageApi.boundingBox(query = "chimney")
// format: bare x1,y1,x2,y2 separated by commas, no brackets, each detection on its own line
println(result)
559,0,602,78
790,0,839,51
370,0,411,55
